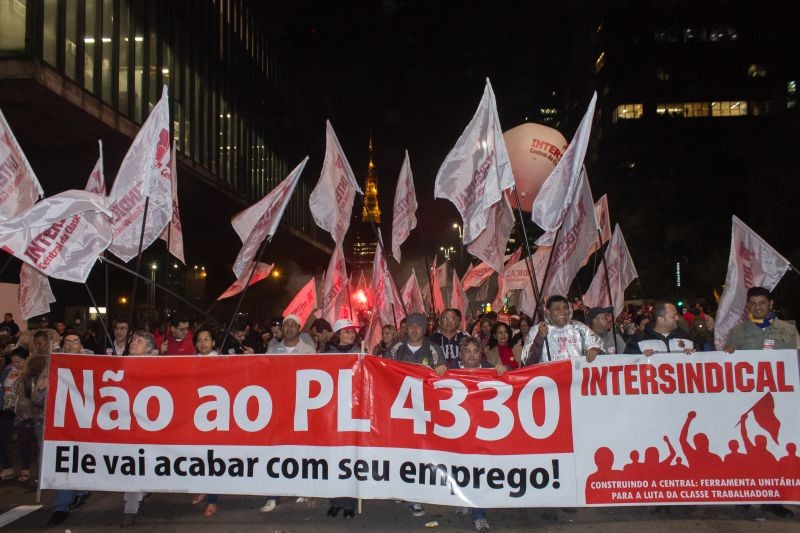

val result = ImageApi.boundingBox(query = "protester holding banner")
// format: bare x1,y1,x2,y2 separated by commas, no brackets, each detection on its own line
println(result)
190,325,220,517
388,313,446,376
723,287,800,353
267,315,316,354
522,295,602,364
624,301,694,356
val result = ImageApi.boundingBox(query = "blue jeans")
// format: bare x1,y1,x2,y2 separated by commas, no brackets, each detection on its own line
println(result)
471,508,486,520
53,490,88,513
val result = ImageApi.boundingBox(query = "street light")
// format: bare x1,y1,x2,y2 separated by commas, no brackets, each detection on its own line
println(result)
439,246,455,261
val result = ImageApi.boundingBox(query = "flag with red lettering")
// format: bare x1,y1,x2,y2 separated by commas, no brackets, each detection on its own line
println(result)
0,190,111,283
282,277,317,327
531,93,596,240
159,145,185,264
581,194,611,267
371,231,402,325
0,109,44,220
451,270,468,330
217,262,274,300
310,121,363,243
582,224,638,317
84,140,105,195
106,86,173,263
434,79,514,245
391,150,417,263
18,263,56,320
467,195,515,273
429,256,445,314
364,315,383,354
231,157,308,280
462,261,494,289
400,268,426,314
715,216,790,349
537,171,596,299
322,244,348,325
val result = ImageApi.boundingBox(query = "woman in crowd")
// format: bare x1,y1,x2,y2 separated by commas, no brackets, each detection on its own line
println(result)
0,347,32,481
510,316,531,347
190,326,220,517
372,324,398,357
325,319,361,518
485,322,522,370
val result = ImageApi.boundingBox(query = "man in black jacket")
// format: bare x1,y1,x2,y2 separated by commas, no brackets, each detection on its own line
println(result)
624,301,694,355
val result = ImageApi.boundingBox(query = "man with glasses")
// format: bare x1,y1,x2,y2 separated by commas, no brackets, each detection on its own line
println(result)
155,315,194,355
107,318,129,355
428,308,468,366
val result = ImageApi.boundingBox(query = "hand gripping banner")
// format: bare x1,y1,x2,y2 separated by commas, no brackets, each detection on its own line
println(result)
42,350,800,507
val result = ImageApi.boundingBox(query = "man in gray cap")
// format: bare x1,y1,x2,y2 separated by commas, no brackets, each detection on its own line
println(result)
587,307,625,354
387,313,447,376
266,314,316,354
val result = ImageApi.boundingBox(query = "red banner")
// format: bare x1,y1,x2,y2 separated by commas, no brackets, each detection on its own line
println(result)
42,350,800,507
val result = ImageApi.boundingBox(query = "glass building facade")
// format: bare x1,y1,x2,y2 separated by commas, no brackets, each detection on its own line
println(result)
0,0,320,241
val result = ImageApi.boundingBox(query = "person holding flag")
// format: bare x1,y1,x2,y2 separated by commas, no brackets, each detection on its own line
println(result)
723,287,799,353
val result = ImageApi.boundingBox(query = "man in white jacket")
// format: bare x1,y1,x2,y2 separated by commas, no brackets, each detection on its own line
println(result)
522,295,603,364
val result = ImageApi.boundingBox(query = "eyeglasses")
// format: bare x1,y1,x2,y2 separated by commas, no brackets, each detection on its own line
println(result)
63,338,81,344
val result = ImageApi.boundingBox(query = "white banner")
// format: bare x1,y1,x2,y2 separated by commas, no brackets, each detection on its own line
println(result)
18,262,56,319
391,150,417,263
159,145,185,264
106,86,173,263
310,121,362,243
0,109,44,220
231,157,307,280
400,268,426,315
583,224,638,317
435,79,514,245
466,195,515,273
531,94,596,239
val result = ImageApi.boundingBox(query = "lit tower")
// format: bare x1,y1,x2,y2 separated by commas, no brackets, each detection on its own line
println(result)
362,136,381,223
351,136,381,268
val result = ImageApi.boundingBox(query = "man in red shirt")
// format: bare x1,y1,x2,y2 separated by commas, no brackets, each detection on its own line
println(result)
155,315,194,355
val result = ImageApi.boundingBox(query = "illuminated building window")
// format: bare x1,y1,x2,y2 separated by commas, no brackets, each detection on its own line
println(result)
656,68,670,81
711,101,747,117
749,101,773,116
747,64,767,78
595,51,605,73
788,80,797,95
612,103,643,122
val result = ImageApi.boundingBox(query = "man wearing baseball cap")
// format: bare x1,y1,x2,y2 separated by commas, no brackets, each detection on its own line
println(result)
387,313,446,376
587,307,625,354
266,314,316,354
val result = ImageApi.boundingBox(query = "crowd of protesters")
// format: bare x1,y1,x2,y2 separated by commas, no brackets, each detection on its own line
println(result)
1,285,798,529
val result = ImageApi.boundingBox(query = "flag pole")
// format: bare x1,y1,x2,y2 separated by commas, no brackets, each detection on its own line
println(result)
125,196,151,351
346,274,355,323
510,187,545,322
367,219,408,317
84,283,114,352
219,235,272,352
100,256,217,325
0,255,14,278
596,228,619,354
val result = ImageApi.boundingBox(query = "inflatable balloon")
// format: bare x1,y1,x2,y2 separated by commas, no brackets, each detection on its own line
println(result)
503,123,568,212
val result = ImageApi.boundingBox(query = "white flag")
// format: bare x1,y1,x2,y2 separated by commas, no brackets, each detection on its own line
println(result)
466,195,515,272
310,121,362,243
435,79,514,245
159,145,185,264
714,216,790,349
231,157,308,280
538,171,597,298
106,86,173,262
85,140,106,195
400,269,426,314
217,262,274,300
0,190,111,283
429,255,445,314
462,261,494,289
0,109,44,220
531,93,597,239
371,230,402,325
18,263,56,320
322,244,348,325
283,277,317,328
583,224,638,318
391,150,417,263
581,194,611,266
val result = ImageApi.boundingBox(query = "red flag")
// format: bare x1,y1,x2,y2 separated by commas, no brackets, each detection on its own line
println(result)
282,277,317,327
462,261,494,289
450,270,468,331
748,392,781,445
429,255,445,314
322,245,348,325
217,262,274,300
